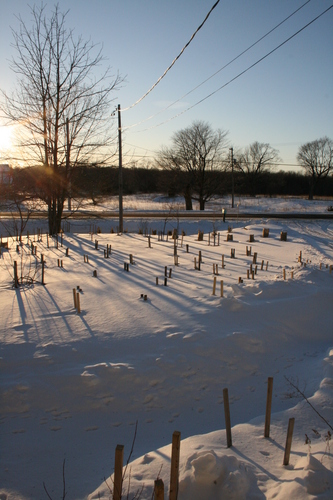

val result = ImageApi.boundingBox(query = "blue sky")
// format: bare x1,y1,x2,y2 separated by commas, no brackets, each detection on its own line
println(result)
0,0,332,171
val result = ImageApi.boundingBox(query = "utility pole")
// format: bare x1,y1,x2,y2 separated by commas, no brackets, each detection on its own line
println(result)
66,118,71,211
118,104,123,233
229,147,234,209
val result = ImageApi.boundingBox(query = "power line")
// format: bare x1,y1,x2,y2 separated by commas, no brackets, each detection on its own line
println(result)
134,4,333,133
122,0,220,111
124,0,313,131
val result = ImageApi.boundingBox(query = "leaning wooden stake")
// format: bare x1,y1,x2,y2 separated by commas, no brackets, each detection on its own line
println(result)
223,388,232,448
169,431,181,500
113,444,124,500
283,418,295,466
154,479,164,500
264,377,274,438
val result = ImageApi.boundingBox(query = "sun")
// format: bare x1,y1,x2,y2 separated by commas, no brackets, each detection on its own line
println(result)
0,125,14,152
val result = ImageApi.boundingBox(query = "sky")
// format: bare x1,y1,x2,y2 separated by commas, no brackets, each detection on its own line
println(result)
0,0,332,171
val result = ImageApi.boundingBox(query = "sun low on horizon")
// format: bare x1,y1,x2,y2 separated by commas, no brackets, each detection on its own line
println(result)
0,125,14,154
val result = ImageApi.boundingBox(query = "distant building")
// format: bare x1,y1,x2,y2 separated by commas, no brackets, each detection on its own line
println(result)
0,164,12,184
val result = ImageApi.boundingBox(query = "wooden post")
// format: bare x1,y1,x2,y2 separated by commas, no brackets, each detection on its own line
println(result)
186,244,189,253
169,268,172,278
220,280,223,297
283,418,295,466
76,292,81,313
169,431,181,500
223,388,232,448
41,260,45,285
283,268,286,280
156,277,159,286
154,478,164,500
261,260,264,270
164,277,167,286
212,276,217,295
266,261,269,271
113,444,124,500
73,288,77,309
14,261,19,288
164,266,168,277
222,254,225,269
291,270,294,279
264,377,274,438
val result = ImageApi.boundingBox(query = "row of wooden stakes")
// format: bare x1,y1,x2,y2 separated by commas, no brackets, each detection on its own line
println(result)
110,377,295,500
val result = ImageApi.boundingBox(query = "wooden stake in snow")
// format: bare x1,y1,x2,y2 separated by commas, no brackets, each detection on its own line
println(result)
73,288,77,309
14,261,19,288
169,431,181,500
154,478,164,500
113,444,124,500
76,292,81,314
42,260,45,285
223,388,232,448
283,418,295,466
222,254,225,269
283,268,286,280
220,280,224,297
212,276,217,295
264,377,274,438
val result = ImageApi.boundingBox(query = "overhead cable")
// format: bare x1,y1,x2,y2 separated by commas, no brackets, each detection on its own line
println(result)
136,4,333,132
124,0,312,130
122,0,220,111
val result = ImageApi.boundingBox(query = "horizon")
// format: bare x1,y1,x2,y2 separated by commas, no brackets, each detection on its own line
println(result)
0,1,332,172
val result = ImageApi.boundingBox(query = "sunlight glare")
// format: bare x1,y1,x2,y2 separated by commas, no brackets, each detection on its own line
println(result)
0,125,13,152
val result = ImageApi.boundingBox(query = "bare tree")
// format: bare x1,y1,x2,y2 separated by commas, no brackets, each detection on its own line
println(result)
1,4,122,234
297,137,333,200
237,141,280,196
156,121,228,210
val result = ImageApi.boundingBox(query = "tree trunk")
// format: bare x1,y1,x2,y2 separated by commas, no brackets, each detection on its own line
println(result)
199,198,205,210
184,185,193,210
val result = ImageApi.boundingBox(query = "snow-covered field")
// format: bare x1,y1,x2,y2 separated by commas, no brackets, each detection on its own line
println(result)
0,196,332,499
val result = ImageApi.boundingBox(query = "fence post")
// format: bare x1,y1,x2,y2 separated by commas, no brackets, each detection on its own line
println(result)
264,377,274,438
283,418,295,466
169,431,181,500
223,388,232,448
113,444,124,500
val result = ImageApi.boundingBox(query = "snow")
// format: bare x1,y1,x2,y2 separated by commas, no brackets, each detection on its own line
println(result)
0,196,332,499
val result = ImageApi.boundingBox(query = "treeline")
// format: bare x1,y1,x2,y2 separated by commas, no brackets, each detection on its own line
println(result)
3,165,333,204
70,166,333,198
